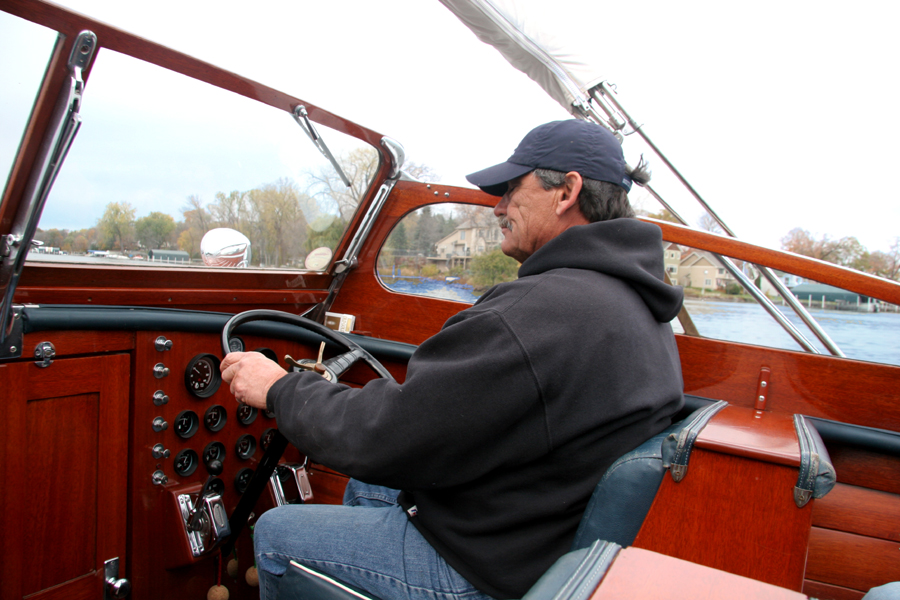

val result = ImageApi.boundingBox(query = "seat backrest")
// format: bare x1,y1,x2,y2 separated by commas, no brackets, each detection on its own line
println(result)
570,396,716,550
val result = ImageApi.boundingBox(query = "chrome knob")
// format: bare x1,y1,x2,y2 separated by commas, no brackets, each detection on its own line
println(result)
152,444,170,459
153,363,170,379
151,470,168,486
152,417,168,432
152,390,169,406
154,336,173,351
106,576,131,599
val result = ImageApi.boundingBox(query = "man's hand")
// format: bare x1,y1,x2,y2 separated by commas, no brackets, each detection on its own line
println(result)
221,351,288,410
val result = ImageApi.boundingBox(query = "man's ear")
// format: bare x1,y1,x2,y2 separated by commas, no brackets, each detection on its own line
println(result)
556,172,584,217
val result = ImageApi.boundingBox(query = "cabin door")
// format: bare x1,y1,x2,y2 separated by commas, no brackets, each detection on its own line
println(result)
0,353,130,600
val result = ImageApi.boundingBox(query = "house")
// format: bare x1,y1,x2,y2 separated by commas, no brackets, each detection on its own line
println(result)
433,219,503,270
663,242,681,281
676,249,738,291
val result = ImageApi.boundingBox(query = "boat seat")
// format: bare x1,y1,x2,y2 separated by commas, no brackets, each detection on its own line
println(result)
275,396,718,600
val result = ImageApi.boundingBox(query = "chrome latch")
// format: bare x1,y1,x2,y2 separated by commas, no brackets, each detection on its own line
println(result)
34,341,56,368
104,557,131,599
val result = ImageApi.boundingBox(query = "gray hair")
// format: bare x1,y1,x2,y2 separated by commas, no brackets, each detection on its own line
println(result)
533,157,650,222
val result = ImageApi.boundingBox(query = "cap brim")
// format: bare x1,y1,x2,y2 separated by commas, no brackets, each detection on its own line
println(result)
465,161,534,196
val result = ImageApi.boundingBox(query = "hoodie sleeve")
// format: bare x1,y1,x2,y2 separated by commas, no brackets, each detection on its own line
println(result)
266,307,550,490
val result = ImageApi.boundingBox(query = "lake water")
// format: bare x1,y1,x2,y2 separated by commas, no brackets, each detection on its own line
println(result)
383,278,900,367
678,299,900,366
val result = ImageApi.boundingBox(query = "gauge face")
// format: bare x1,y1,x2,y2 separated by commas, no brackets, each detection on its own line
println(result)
174,410,199,439
260,428,277,452
173,449,199,477
204,405,227,432
235,434,257,460
234,468,254,494
228,336,245,353
203,441,226,467
207,477,225,497
237,404,257,426
185,353,222,399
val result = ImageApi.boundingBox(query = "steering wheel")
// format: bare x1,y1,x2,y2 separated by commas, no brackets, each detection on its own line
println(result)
221,309,395,382
220,309,395,555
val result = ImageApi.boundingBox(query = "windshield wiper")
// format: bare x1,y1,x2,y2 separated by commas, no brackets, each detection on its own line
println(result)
292,105,351,187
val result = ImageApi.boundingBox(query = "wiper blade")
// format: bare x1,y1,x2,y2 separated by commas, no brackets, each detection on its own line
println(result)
292,105,351,187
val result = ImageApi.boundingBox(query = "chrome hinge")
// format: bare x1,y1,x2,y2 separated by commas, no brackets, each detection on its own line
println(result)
0,306,24,361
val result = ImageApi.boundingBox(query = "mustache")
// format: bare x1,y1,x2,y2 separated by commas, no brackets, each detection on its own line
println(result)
498,217,511,230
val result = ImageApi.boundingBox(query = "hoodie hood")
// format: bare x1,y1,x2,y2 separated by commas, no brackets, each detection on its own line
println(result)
518,218,683,322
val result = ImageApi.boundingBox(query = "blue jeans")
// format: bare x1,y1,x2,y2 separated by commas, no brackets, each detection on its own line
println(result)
254,480,494,600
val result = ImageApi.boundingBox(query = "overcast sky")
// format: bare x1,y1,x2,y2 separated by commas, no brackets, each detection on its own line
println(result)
3,0,898,253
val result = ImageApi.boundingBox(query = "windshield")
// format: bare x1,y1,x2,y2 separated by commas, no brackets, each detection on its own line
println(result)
14,44,378,271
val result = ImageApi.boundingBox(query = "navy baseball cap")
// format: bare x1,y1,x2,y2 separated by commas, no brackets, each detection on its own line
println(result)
466,120,631,196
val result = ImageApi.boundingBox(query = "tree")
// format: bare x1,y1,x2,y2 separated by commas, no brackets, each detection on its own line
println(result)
780,228,867,268
248,178,309,267
306,147,380,222
208,190,252,231
135,212,176,249
697,213,723,234
470,248,519,289
97,201,136,252
643,209,681,224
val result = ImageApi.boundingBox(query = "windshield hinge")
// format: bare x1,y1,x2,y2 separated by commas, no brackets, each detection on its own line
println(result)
0,306,25,360
292,105,352,187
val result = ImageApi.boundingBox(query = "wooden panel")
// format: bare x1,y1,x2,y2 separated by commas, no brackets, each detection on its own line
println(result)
696,405,800,466
592,547,806,600
22,330,135,358
633,449,813,590
307,465,350,506
802,580,866,600
806,527,900,593
24,393,99,594
828,445,900,496
0,355,129,600
813,483,900,542
677,335,900,434
24,572,98,600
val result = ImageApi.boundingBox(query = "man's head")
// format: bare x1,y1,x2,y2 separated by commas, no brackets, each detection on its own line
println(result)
466,120,649,262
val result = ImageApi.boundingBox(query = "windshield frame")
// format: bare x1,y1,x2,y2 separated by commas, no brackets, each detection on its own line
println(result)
1,0,390,312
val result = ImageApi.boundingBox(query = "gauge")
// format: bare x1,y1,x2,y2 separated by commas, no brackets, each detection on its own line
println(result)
253,348,279,364
228,336,245,353
204,405,227,432
260,428,278,452
184,353,222,399
207,477,225,496
237,404,257,426
173,449,199,477
203,441,226,467
174,410,199,439
234,468,254,494
235,434,257,460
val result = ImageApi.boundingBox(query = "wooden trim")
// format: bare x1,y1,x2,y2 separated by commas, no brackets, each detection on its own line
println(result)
802,580,866,600
806,527,900,593
696,404,800,466
812,483,900,542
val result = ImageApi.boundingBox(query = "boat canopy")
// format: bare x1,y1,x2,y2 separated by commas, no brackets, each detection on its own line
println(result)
437,0,603,119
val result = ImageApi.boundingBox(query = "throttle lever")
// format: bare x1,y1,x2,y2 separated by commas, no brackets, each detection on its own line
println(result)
188,460,223,532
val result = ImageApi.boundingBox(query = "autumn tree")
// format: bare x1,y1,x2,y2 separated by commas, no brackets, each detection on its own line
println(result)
697,213,723,234
306,147,380,222
780,228,866,268
135,212,176,249
247,178,309,267
470,248,519,289
97,201,137,252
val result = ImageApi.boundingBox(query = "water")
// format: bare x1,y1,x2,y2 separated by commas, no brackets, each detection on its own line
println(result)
383,278,900,367
677,299,900,366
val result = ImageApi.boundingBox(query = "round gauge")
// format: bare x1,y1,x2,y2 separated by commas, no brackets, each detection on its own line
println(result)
204,405,228,432
174,410,199,439
173,449,199,477
237,404,258,426
253,348,279,364
228,336,245,353
235,434,257,460
203,441,226,467
260,428,278,452
207,477,225,496
184,353,222,399
234,468,254,494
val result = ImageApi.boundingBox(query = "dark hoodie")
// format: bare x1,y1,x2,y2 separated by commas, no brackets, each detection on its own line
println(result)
267,218,684,598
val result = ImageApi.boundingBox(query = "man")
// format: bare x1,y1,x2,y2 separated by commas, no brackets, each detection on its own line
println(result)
221,119,684,600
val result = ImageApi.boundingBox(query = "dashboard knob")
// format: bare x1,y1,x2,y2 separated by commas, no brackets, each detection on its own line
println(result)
106,576,132,599
207,460,224,476
151,470,168,486
154,336,173,351
153,390,169,406
152,444,170,459
152,417,168,432
153,363,170,379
